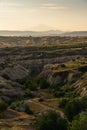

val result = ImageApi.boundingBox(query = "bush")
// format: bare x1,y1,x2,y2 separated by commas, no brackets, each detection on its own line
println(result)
64,99,83,121
24,103,33,114
2,74,10,80
70,116,87,130
81,96,87,109
36,77,50,89
38,98,44,102
54,91,65,97
16,78,37,91
59,98,69,108
36,111,68,130
0,100,8,112
10,101,33,114
61,64,66,68
24,90,34,98
0,100,8,118
59,96,87,121
78,66,87,72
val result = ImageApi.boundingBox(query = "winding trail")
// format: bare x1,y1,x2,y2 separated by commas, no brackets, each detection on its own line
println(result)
28,99,64,118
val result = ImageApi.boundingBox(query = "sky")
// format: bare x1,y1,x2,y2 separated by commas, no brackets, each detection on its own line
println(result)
0,0,87,31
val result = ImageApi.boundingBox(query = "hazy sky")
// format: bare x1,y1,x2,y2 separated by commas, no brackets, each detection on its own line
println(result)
0,0,87,31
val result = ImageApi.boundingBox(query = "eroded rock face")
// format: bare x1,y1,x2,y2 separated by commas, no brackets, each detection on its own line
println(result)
40,64,78,85
40,64,87,97
0,77,24,103
1,64,29,80
71,72,87,97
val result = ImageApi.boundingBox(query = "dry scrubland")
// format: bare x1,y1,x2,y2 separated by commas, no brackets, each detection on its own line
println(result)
0,36,87,130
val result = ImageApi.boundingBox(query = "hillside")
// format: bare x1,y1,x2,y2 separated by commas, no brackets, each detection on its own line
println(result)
0,36,87,130
0,36,87,48
61,31,87,36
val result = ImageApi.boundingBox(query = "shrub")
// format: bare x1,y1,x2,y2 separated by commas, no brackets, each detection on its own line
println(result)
70,116,87,130
59,98,69,108
38,98,44,102
64,99,83,121
36,111,68,130
59,96,87,121
16,78,37,91
0,100,8,118
24,103,33,114
2,74,10,80
36,77,50,89
78,66,87,72
0,100,8,112
10,101,33,114
54,91,65,97
61,64,66,68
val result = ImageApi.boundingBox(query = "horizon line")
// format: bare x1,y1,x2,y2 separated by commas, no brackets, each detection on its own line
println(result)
0,30,87,32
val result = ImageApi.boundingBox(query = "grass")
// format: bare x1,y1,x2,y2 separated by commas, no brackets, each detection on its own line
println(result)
0,127,25,130
42,98,61,109
52,59,87,74
26,100,46,114
0,108,35,129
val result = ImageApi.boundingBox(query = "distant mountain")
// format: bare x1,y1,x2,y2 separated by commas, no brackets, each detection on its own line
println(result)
29,24,57,31
0,30,87,37
0,30,62,37
61,31,87,36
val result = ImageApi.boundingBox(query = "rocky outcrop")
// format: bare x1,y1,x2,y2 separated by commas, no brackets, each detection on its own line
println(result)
1,64,29,80
40,64,79,85
71,72,87,97
0,77,24,103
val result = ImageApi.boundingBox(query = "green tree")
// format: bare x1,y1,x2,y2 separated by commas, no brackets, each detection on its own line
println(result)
64,99,83,121
59,98,69,108
70,116,87,130
24,103,33,114
0,100,8,112
0,100,8,118
36,77,50,89
36,111,68,130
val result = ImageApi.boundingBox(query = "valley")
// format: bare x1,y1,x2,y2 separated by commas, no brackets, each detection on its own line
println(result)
0,36,87,130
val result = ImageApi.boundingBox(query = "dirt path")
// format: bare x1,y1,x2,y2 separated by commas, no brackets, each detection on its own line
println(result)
28,99,64,118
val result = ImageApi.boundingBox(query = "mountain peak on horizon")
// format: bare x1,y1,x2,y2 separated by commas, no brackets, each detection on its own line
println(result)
0,30,87,37
29,24,58,32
